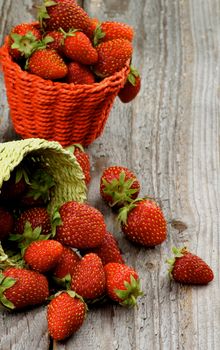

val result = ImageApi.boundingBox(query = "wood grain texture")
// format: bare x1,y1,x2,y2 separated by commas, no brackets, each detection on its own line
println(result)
0,0,220,349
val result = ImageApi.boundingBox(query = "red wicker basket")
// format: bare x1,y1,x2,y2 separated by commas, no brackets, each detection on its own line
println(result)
0,37,130,147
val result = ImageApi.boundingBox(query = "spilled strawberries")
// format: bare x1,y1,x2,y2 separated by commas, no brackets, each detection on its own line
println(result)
0,146,214,342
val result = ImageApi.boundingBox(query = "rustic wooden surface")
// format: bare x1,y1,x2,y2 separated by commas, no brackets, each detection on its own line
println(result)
0,0,220,349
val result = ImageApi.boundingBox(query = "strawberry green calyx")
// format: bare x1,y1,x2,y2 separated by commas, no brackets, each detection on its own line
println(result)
11,32,40,58
9,222,50,256
51,208,62,237
49,290,87,309
37,0,57,28
0,274,16,309
115,275,143,308
166,247,186,277
26,168,55,203
15,166,30,185
59,28,79,39
93,23,105,46
102,172,139,207
127,65,140,86
117,198,143,224
24,35,54,69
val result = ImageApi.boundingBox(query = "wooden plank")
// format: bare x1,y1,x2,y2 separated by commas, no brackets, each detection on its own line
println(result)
0,0,219,349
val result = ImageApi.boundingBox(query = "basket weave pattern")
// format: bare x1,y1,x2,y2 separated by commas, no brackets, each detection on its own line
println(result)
0,138,87,213
0,38,130,147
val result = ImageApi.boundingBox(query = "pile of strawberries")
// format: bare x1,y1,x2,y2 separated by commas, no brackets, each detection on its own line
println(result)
6,0,141,103
0,142,214,342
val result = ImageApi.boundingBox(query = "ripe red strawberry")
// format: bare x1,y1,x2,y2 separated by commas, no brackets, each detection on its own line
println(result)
118,198,167,247
47,291,86,340
53,246,81,279
38,0,93,38
27,48,67,80
167,247,214,285
24,240,64,273
86,231,124,266
62,30,98,65
0,207,14,240
94,39,132,77
0,267,49,309
43,30,64,53
67,144,91,185
55,201,106,249
71,253,106,300
94,21,134,46
104,262,143,307
8,23,42,60
100,166,140,208
118,66,141,103
14,207,51,236
65,62,95,85
88,17,100,36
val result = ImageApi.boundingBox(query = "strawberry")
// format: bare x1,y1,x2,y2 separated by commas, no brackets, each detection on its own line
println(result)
94,21,134,46
55,201,106,249
71,253,106,300
100,166,140,208
47,291,86,340
167,247,214,285
61,30,98,65
24,240,64,273
27,48,67,80
53,246,81,279
118,66,141,103
85,231,124,266
67,144,91,185
118,198,167,247
43,30,64,54
38,0,93,38
14,207,51,236
94,39,132,77
0,267,49,309
65,62,95,85
88,17,100,36
8,23,42,60
104,262,143,307
19,168,55,208
0,207,14,240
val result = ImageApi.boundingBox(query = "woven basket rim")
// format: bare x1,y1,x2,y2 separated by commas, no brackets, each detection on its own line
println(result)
0,35,130,91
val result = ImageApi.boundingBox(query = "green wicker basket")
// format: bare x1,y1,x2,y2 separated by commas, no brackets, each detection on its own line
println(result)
0,138,87,212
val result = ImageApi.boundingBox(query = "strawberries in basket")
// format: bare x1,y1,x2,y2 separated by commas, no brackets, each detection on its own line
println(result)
5,0,141,103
